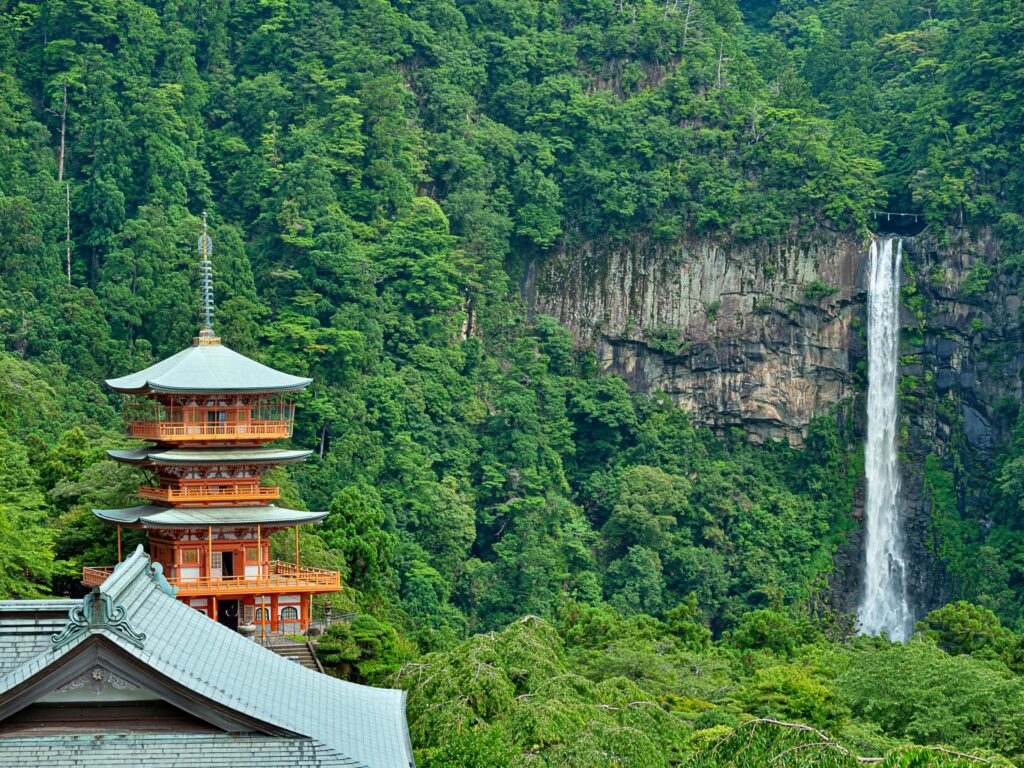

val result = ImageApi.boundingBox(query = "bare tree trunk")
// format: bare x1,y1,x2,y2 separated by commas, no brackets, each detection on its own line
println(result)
683,0,697,43
716,44,727,89
65,182,71,283
57,80,67,182
45,80,68,182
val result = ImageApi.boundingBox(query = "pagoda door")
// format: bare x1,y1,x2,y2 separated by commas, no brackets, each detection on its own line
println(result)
211,551,223,579
208,408,227,434
218,599,239,631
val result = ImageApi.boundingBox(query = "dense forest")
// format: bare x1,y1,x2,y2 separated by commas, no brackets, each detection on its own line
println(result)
2,0,1024,763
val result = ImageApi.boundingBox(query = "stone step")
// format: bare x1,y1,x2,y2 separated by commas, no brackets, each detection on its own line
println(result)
270,641,308,651
261,639,323,672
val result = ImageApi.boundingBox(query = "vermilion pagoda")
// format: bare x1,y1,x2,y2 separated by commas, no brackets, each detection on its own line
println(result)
83,215,340,633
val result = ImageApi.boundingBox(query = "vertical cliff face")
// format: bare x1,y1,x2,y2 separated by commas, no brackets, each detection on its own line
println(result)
530,228,1024,620
528,231,866,446
898,232,1020,613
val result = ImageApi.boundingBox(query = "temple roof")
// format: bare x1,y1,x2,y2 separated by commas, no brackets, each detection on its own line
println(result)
93,505,328,528
108,447,314,465
0,601,78,677
0,547,413,768
105,343,312,394
0,734,364,767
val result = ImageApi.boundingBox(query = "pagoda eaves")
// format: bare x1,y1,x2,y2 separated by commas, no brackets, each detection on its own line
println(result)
108,447,314,465
105,342,312,394
94,504,328,527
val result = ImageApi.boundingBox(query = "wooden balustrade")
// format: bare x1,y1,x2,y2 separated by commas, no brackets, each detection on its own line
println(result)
82,561,341,596
82,566,116,587
137,485,280,504
125,419,293,442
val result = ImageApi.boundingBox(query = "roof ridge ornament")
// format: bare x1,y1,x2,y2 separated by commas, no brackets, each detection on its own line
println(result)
195,210,220,346
149,561,178,597
51,588,147,650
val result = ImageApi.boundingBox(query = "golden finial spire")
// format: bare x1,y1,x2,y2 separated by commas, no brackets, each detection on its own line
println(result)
195,211,220,346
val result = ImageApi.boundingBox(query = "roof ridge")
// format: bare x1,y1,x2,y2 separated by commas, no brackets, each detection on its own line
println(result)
99,545,151,601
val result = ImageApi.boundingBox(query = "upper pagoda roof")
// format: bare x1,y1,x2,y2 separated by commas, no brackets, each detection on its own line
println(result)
0,546,413,767
93,504,328,528
105,342,312,395
108,447,314,465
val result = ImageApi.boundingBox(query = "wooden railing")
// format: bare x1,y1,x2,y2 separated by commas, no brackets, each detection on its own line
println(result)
82,561,341,596
82,566,116,587
137,485,280,504
125,419,293,442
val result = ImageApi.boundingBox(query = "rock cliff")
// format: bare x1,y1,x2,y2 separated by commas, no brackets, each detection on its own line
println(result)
527,231,866,446
528,227,1024,620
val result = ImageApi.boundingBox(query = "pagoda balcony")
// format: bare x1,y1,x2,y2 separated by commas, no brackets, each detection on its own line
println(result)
83,561,341,596
137,484,281,505
125,418,293,442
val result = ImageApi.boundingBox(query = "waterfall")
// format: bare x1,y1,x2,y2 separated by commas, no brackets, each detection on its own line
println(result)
858,236,912,642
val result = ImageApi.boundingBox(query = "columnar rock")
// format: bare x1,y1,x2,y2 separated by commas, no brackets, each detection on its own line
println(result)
528,232,865,446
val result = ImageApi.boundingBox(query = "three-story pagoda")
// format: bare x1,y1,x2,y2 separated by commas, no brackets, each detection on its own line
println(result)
83,215,340,633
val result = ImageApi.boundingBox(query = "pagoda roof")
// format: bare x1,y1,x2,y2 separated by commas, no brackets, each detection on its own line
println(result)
108,447,314,465
93,504,328,528
0,547,412,767
105,343,312,394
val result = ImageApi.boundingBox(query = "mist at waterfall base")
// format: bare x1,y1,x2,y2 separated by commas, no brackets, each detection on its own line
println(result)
857,237,913,643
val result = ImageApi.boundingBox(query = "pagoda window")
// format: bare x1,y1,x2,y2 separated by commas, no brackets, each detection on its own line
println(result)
181,548,199,565
245,545,259,562
256,607,269,622
280,606,298,621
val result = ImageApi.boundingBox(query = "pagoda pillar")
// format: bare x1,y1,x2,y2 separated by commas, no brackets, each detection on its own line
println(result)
270,594,279,633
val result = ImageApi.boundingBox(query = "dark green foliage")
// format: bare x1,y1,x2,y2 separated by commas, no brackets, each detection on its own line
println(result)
804,280,838,301
729,609,820,657
395,616,692,768
916,601,1022,671
766,0,1024,240
0,428,61,597
322,486,394,596
742,665,848,731
834,636,1024,755
316,614,414,685
683,718,1009,767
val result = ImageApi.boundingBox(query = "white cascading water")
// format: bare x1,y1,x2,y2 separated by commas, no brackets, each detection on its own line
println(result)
858,236,912,642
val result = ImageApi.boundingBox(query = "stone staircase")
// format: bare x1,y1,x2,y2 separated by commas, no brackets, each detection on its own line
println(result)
258,636,323,672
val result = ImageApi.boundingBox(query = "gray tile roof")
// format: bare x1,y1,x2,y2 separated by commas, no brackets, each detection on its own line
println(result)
0,734,363,766
0,602,77,677
0,548,414,768
108,447,314,465
93,504,329,527
105,343,312,394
